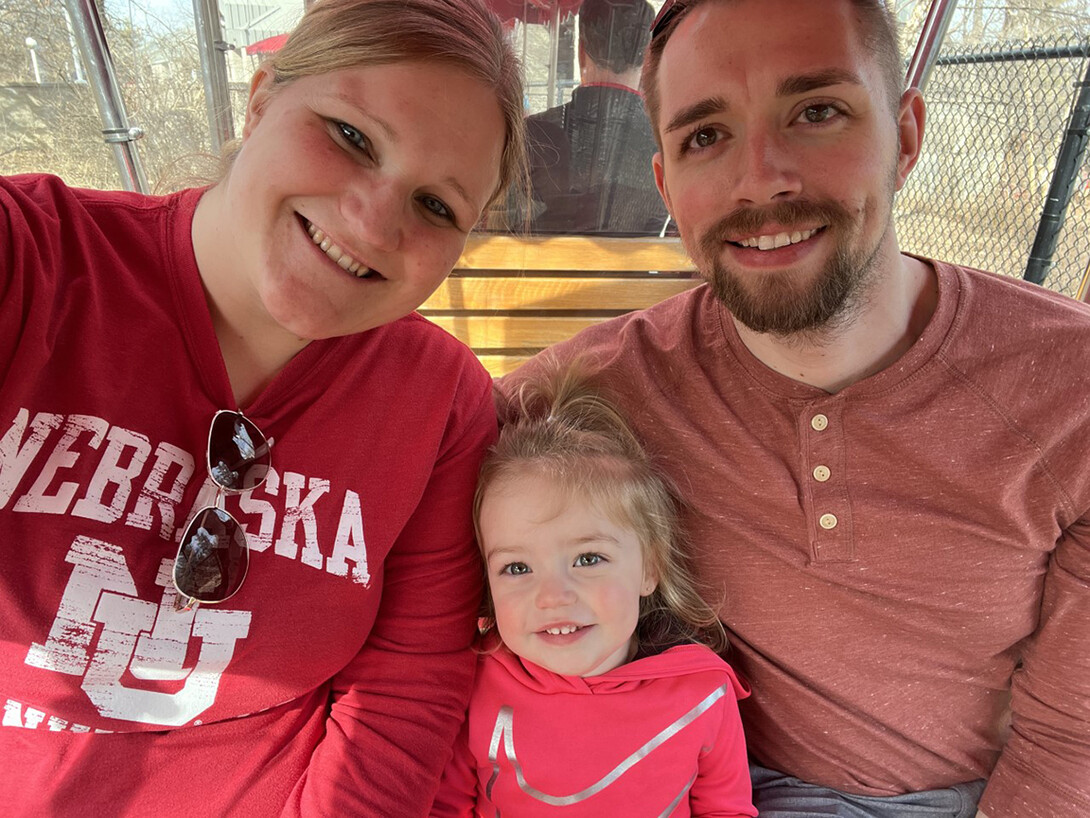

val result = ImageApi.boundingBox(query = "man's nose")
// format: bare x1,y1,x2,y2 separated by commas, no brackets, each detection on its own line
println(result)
729,128,802,206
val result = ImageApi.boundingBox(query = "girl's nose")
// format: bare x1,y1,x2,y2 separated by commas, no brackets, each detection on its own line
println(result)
534,574,577,609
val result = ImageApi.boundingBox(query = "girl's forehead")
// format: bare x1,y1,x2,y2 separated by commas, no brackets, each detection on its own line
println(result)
487,465,640,532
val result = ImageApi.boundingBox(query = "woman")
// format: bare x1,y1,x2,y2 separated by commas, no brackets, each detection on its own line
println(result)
0,0,524,814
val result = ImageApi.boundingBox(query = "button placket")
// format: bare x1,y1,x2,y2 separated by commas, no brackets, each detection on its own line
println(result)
801,403,853,562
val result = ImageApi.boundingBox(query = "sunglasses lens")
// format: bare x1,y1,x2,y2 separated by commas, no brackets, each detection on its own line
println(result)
174,507,249,602
650,0,684,38
208,411,271,492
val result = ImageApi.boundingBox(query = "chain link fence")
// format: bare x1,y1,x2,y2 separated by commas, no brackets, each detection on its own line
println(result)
897,33,1090,298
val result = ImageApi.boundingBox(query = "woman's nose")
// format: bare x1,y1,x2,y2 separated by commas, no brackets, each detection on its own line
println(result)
343,179,403,255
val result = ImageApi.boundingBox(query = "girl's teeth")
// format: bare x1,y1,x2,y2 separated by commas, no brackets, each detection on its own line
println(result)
545,625,580,635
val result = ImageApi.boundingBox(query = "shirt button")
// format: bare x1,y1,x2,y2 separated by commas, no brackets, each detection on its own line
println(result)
811,414,829,431
819,513,838,530
813,465,831,482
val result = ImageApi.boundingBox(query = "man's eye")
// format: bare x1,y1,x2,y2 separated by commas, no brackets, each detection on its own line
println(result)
419,195,453,221
687,126,720,150
501,562,530,575
574,553,602,567
800,104,840,124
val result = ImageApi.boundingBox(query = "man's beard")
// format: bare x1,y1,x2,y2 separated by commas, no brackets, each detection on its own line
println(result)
695,199,885,337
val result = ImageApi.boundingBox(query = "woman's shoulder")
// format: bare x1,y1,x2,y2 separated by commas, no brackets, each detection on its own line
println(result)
1,173,174,215
2,173,195,250
368,311,493,392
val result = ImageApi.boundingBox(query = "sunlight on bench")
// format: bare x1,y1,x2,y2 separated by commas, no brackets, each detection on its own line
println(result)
421,235,700,376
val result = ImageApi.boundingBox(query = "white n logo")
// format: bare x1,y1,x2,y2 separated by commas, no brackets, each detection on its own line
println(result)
26,536,251,726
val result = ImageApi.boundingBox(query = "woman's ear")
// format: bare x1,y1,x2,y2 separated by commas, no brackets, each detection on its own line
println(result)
242,65,277,141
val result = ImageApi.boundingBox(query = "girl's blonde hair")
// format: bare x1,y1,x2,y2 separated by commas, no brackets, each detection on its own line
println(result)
226,0,527,207
476,358,728,655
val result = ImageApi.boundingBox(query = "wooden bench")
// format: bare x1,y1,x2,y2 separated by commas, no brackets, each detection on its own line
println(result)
420,235,700,376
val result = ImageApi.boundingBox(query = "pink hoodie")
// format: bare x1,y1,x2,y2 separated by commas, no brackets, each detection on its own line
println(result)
433,643,757,817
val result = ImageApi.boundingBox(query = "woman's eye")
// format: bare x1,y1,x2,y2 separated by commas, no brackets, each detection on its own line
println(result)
501,562,530,576
574,553,603,567
419,195,453,222
686,126,720,151
335,121,369,150
799,104,840,124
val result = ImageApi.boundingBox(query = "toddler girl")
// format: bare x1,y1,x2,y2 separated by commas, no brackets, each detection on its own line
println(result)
432,363,757,817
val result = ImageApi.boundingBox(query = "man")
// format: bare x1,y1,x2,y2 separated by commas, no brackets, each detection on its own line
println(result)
500,1,1090,816
517,0,670,234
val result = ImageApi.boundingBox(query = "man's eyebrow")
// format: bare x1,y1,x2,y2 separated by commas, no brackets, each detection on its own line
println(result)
778,68,864,98
663,70,865,137
664,96,727,135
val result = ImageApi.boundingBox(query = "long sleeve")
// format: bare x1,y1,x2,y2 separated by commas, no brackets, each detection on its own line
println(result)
689,685,758,818
281,383,494,817
430,715,479,818
979,516,1090,818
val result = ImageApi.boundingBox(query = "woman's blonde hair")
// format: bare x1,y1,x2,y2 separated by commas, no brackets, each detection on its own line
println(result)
226,0,526,207
476,357,728,655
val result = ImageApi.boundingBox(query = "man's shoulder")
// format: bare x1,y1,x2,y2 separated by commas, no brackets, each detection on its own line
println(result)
939,258,1090,339
562,282,707,353
527,102,568,133
497,284,711,393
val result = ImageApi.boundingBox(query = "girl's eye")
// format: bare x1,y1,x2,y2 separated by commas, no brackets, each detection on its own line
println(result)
501,562,530,576
685,126,720,152
799,104,841,124
574,553,603,567
335,121,369,151
418,195,454,222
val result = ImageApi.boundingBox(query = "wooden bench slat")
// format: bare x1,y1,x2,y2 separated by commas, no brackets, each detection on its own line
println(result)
421,276,699,311
459,234,695,272
427,315,611,349
476,354,533,376
437,236,698,375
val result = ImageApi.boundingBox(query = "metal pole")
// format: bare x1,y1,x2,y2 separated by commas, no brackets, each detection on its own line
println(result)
63,8,86,83
905,0,959,91
547,1,562,108
192,0,236,153
1024,59,1090,285
63,0,148,193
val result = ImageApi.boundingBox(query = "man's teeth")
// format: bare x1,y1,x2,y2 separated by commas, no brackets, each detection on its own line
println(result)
544,625,581,635
738,228,819,250
305,221,373,278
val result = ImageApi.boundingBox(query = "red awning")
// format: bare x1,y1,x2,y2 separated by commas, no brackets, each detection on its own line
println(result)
246,33,289,56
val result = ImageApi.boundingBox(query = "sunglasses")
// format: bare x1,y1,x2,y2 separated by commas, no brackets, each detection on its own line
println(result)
650,0,687,39
173,410,271,611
